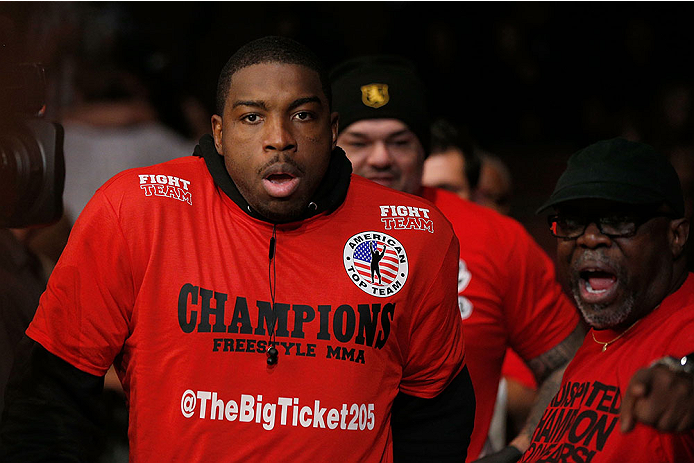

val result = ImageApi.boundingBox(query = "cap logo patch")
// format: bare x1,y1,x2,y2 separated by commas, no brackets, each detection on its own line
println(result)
361,83,389,108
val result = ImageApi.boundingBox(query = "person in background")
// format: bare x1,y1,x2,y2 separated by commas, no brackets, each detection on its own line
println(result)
423,118,539,448
423,120,513,216
331,55,585,463
0,230,47,416
522,137,694,461
422,118,480,201
475,152,513,216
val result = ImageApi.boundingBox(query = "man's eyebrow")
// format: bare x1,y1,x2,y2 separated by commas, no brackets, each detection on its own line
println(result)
344,129,413,139
231,100,268,110
288,96,322,111
342,131,368,138
386,129,415,139
231,97,321,112
341,129,414,142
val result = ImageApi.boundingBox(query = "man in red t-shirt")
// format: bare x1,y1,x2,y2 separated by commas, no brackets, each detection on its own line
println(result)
521,138,694,461
423,118,539,443
0,37,475,462
330,55,585,463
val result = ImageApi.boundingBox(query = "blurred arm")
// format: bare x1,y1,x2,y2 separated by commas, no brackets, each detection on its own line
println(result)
0,336,106,462
474,323,586,463
392,366,476,462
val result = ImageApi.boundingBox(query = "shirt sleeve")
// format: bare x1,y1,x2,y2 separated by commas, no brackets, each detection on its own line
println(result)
399,233,466,398
502,220,579,361
662,311,694,358
27,189,135,376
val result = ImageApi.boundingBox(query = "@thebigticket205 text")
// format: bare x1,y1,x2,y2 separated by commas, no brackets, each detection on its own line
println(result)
181,390,376,431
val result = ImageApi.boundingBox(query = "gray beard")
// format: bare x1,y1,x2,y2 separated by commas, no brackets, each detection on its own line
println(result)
569,250,636,329
571,284,636,329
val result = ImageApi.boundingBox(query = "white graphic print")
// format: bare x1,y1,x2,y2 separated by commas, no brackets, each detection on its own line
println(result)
343,231,408,297
458,259,473,319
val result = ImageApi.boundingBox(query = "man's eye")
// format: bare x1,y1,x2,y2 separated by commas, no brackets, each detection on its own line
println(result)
242,114,261,123
558,216,582,228
602,216,634,227
293,111,313,121
345,141,367,148
390,139,413,147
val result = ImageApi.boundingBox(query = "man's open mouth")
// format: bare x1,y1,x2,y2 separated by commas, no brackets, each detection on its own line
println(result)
261,161,303,199
365,173,396,188
263,173,300,198
578,268,619,304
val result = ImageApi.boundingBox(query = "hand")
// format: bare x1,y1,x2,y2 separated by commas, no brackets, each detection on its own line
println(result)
473,446,523,463
621,363,694,433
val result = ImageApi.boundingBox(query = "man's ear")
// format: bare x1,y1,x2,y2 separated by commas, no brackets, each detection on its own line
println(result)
330,112,339,149
211,115,224,155
669,217,690,259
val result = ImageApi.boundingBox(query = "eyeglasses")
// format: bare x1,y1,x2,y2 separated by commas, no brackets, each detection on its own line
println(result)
548,213,673,240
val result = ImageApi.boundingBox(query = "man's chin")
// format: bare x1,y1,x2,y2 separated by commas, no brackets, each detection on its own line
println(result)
574,296,631,330
254,199,307,223
368,178,396,189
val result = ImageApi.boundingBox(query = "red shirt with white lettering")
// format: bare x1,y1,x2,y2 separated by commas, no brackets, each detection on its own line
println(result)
27,157,465,462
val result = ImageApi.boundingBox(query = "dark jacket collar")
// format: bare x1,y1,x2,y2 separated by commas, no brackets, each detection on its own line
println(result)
193,134,352,223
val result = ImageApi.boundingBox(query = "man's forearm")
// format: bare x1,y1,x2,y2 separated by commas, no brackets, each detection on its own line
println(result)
508,364,566,452
391,366,476,462
0,336,106,462
510,322,586,453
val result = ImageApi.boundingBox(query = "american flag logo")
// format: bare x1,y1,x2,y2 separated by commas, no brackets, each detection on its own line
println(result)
343,231,409,297
352,240,400,286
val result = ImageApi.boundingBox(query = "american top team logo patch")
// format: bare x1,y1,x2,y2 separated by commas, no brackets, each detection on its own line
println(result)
343,231,408,297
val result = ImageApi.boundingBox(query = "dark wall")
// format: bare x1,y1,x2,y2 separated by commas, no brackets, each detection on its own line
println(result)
3,1,693,257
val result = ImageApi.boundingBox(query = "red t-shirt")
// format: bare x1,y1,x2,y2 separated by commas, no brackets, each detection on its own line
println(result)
521,273,694,462
28,158,466,462
420,187,579,460
503,348,538,390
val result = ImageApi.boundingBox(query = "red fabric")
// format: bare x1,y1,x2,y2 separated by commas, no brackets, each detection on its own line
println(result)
521,274,694,462
421,187,579,461
28,160,465,463
503,348,538,390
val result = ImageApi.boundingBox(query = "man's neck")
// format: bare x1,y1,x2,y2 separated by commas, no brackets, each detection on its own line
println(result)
194,134,352,223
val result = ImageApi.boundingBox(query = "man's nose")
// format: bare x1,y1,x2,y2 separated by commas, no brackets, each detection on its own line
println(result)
366,141,392,168
264,118,297,152
576,222,612,248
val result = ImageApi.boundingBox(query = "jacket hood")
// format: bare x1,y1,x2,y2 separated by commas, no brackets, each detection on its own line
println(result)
193,134,352,223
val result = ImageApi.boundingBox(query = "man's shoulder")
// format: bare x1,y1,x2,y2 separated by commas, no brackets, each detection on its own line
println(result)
655,274,694,326
75,156,213,223
98,156,209,197
420,186,528,235
349,175,434,202
347,176,454,232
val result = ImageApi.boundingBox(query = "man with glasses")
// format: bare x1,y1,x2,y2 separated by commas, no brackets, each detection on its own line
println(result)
521,138,694,462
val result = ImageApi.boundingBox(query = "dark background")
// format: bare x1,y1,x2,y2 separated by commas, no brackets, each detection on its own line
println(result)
3,1,694,257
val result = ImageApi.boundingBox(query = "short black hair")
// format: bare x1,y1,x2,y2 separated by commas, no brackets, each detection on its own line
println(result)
215,36,331,116
430,118,481,189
